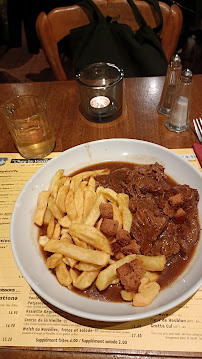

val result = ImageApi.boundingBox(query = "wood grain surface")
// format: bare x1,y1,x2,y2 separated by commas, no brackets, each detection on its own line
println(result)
0,75,201,359
0,75,201,153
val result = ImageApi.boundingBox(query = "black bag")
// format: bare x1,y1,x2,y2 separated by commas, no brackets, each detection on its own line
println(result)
61,0,168,77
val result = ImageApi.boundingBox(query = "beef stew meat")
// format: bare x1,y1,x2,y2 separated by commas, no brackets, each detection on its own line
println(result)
92,161,200,291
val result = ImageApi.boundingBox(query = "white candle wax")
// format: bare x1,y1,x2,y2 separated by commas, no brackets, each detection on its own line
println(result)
170,96,188,127
90,96,110,109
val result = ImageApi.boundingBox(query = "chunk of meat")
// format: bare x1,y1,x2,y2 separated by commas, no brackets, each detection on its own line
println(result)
100,219,119,236
150,222,180,257
159,185,199,212
120,163,171,197
138,177,169,194
117,258,146,292
163,202,175,218
129,196,139,214
178,218,200,257
111,229,131,253
121,241,141,255
99,203,113,219
168,193,184,207
111,241,122,254
173,208,186,224
131,201,167,254
116,229,131,246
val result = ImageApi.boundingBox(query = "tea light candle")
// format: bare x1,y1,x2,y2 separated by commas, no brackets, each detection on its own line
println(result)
90,96,110,109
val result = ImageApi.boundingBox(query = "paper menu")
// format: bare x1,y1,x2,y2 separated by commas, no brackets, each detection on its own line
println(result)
0,151,202,353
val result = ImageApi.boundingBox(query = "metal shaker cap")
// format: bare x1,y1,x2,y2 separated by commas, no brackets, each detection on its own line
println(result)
171,54,181,65
182,68,192,79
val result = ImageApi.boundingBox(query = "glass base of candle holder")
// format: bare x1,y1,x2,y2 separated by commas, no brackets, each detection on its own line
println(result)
165,119,190,133
80,100,122,123
157,104,171,116
82,108,122,123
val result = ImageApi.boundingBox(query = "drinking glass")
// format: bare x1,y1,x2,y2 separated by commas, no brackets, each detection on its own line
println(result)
1,95,55,158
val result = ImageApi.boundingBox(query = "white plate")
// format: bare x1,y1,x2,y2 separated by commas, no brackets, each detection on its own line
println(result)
10,139,202,322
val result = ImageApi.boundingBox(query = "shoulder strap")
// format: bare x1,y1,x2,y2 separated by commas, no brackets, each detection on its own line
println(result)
77,0,105,21
143,0,164,33
77,0,163,33
126,0,163,34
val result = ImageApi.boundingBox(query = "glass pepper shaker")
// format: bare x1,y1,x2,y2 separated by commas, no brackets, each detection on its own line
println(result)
165,68,193,133
157,54,182,115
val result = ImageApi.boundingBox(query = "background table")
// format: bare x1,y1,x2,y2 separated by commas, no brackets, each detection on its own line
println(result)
0,75,201,359
0,75,201,153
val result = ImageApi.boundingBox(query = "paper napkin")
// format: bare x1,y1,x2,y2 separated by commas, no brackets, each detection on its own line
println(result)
193,143,202,167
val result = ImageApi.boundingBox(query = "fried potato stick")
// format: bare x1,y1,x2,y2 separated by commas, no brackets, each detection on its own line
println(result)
71,169,110,192
120,290,134,301
112,203,122,230
47,215,55,238
120,205,132,232
59,215,71,228
69,223,112,254
56,183,70,213
38,235,49,247
46,253,63,268
55,262,72,287
65,189,77,221
34,190,50,226
48,196,63,221
83,189,96,221
43,207,52,225
51,222,61,240
133,282,160,307
74,186,84,223
137,255,166,271
84,194,107,226
117,193,129,208
75,262,102,272
96,254,137,291
96,187,118,203
49,169,64,192
52,176,67,200
73,270,100,290
44,239,110,266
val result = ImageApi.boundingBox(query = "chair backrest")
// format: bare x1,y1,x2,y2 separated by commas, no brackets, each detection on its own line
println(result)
36,0,183,81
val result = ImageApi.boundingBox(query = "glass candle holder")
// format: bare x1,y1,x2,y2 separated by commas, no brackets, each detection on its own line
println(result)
76,62,124,123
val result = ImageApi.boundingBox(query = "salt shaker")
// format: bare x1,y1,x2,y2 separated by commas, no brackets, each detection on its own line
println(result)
157,54,182,115
165,68,192,132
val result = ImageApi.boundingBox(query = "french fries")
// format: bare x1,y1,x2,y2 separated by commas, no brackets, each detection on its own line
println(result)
69,223,113,254
133,282,160,307
137,254,166,271
96,254,137,291
34,166,166,306
85,194,107,226
73,270,100,290
44,239,110,266
33,191,50,226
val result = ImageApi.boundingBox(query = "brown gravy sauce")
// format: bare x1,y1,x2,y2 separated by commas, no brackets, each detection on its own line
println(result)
39,161,199,302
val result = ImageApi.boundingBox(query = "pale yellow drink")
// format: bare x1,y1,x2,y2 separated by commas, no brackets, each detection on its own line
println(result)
1,95,55,159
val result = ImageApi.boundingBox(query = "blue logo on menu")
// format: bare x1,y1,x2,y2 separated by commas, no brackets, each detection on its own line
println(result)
0,157,8,166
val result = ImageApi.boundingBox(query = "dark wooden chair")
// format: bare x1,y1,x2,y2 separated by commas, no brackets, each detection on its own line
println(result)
36,0,183,81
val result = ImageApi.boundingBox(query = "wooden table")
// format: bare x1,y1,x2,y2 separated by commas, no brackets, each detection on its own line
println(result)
0,75,201,359
0,75,201,153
